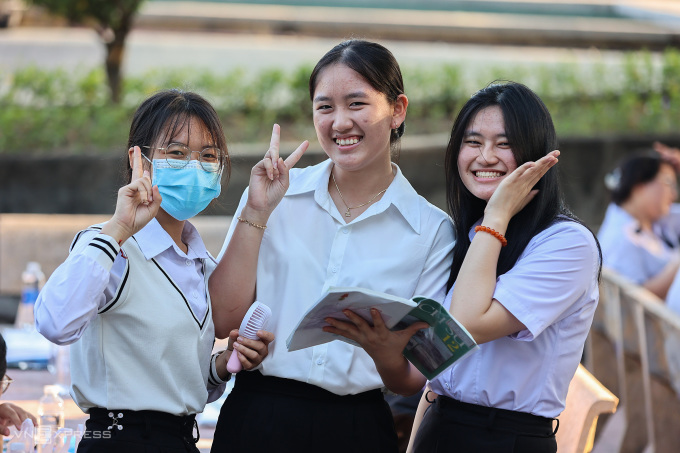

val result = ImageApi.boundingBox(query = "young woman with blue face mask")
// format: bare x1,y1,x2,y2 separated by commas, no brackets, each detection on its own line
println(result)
35,89,273,453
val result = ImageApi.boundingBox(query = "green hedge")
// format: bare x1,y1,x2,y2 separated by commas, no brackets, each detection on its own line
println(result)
2,48,679,154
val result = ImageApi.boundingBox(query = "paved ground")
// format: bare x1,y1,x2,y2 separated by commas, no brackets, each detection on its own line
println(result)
2,0,679,78
0,26,657,78
590,329,680,453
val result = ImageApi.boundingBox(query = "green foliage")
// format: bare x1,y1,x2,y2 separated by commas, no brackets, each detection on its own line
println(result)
28,0,145,30
2,48,680,155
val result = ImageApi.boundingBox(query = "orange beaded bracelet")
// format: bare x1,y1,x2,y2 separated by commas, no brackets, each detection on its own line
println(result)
474,225,508,247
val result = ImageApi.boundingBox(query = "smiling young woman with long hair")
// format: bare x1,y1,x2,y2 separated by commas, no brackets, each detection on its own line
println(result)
402,81,602,453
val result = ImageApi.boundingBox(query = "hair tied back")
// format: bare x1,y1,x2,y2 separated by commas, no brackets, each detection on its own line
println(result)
604,168,621,191
395,122,405,138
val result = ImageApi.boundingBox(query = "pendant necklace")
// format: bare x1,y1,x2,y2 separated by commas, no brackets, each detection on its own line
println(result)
331,172,389,218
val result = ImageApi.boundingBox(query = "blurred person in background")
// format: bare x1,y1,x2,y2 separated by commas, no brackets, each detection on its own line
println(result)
0,333,37,436
598,150,680,299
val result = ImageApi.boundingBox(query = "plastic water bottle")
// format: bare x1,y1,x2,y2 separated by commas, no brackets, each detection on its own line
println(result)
8,442,31,452
37,385,65,453
48,343,71,395
15,261,45,330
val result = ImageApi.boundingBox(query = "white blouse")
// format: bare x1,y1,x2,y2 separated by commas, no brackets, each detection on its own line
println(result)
218,159,455,395
598,203,680,285
430,220,600,418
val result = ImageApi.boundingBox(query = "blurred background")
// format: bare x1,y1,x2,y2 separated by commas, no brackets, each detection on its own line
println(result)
1,1,680,452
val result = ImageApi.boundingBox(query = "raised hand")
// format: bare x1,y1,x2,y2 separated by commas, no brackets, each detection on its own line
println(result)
653,141,680,173
243,124,309,223
101,146,162,243
484,150,559,225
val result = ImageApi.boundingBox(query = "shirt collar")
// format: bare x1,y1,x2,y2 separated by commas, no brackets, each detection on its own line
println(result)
285,159,422,234
132,218,215,263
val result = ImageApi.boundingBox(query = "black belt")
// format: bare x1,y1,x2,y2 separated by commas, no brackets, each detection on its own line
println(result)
235,370,385,403
434,394,558,437
88,408,199,443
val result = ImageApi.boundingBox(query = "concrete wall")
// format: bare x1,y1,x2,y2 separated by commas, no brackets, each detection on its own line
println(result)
0,214,232,295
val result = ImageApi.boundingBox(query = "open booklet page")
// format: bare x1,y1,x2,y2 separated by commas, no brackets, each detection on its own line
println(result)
286,287,417,351
286,287,478,380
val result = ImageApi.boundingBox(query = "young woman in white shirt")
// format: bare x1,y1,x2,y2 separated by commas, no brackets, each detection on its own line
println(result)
35,89,273,453
208,40,455,453
387,81,602,452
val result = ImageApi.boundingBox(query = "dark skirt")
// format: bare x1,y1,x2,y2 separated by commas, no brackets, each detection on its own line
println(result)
412,395,558,453
210,370,399,453
76,408,200,453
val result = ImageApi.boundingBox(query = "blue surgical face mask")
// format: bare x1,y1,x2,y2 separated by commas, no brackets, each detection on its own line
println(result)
150,159,222,221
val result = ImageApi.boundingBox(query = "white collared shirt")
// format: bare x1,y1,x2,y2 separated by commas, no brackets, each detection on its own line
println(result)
218,159,455,395
429,220,600,418
598,203,680,285
35,218,214,344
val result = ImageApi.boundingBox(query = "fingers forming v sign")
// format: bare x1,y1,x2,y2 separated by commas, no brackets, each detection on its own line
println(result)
246,124,309,216
102,146,162,243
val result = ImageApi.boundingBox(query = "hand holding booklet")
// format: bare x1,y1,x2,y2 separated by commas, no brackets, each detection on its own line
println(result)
286,287,478,380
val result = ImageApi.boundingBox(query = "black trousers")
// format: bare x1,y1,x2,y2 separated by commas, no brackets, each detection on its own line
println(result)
412,395,558,453
211,370,399,453
76,408,200,453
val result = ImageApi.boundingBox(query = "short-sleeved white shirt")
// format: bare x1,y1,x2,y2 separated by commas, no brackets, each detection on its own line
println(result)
429,220,600,418
218,159,455,395
598,203,679,285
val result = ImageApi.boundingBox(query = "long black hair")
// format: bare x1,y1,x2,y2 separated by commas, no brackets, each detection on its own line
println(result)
309,39,405,158
0,333,6,379
445,81,601,290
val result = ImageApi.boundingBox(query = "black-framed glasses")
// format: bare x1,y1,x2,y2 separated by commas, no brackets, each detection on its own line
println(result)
142,143,225,173
1,375,13,394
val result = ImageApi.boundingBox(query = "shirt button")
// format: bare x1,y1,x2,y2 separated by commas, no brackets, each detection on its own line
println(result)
192,291,199,299
316,359,324,365
445,382,451,390
342,229,349,234
185,260,192,266
332,267,338,273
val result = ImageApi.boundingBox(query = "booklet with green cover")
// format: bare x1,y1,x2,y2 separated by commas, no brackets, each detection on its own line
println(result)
286,286,478,380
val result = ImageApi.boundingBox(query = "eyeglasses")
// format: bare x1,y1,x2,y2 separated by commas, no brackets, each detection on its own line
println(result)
142,143,225,173
1,375,13,394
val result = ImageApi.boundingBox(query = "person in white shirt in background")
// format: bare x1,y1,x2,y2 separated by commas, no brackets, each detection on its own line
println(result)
208,40,455,453
34,89,273,453
327,81,600,453
598,151,680,299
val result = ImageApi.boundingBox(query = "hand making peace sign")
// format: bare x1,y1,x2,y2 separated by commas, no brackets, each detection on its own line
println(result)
101,146,162,244
243,124,309,223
